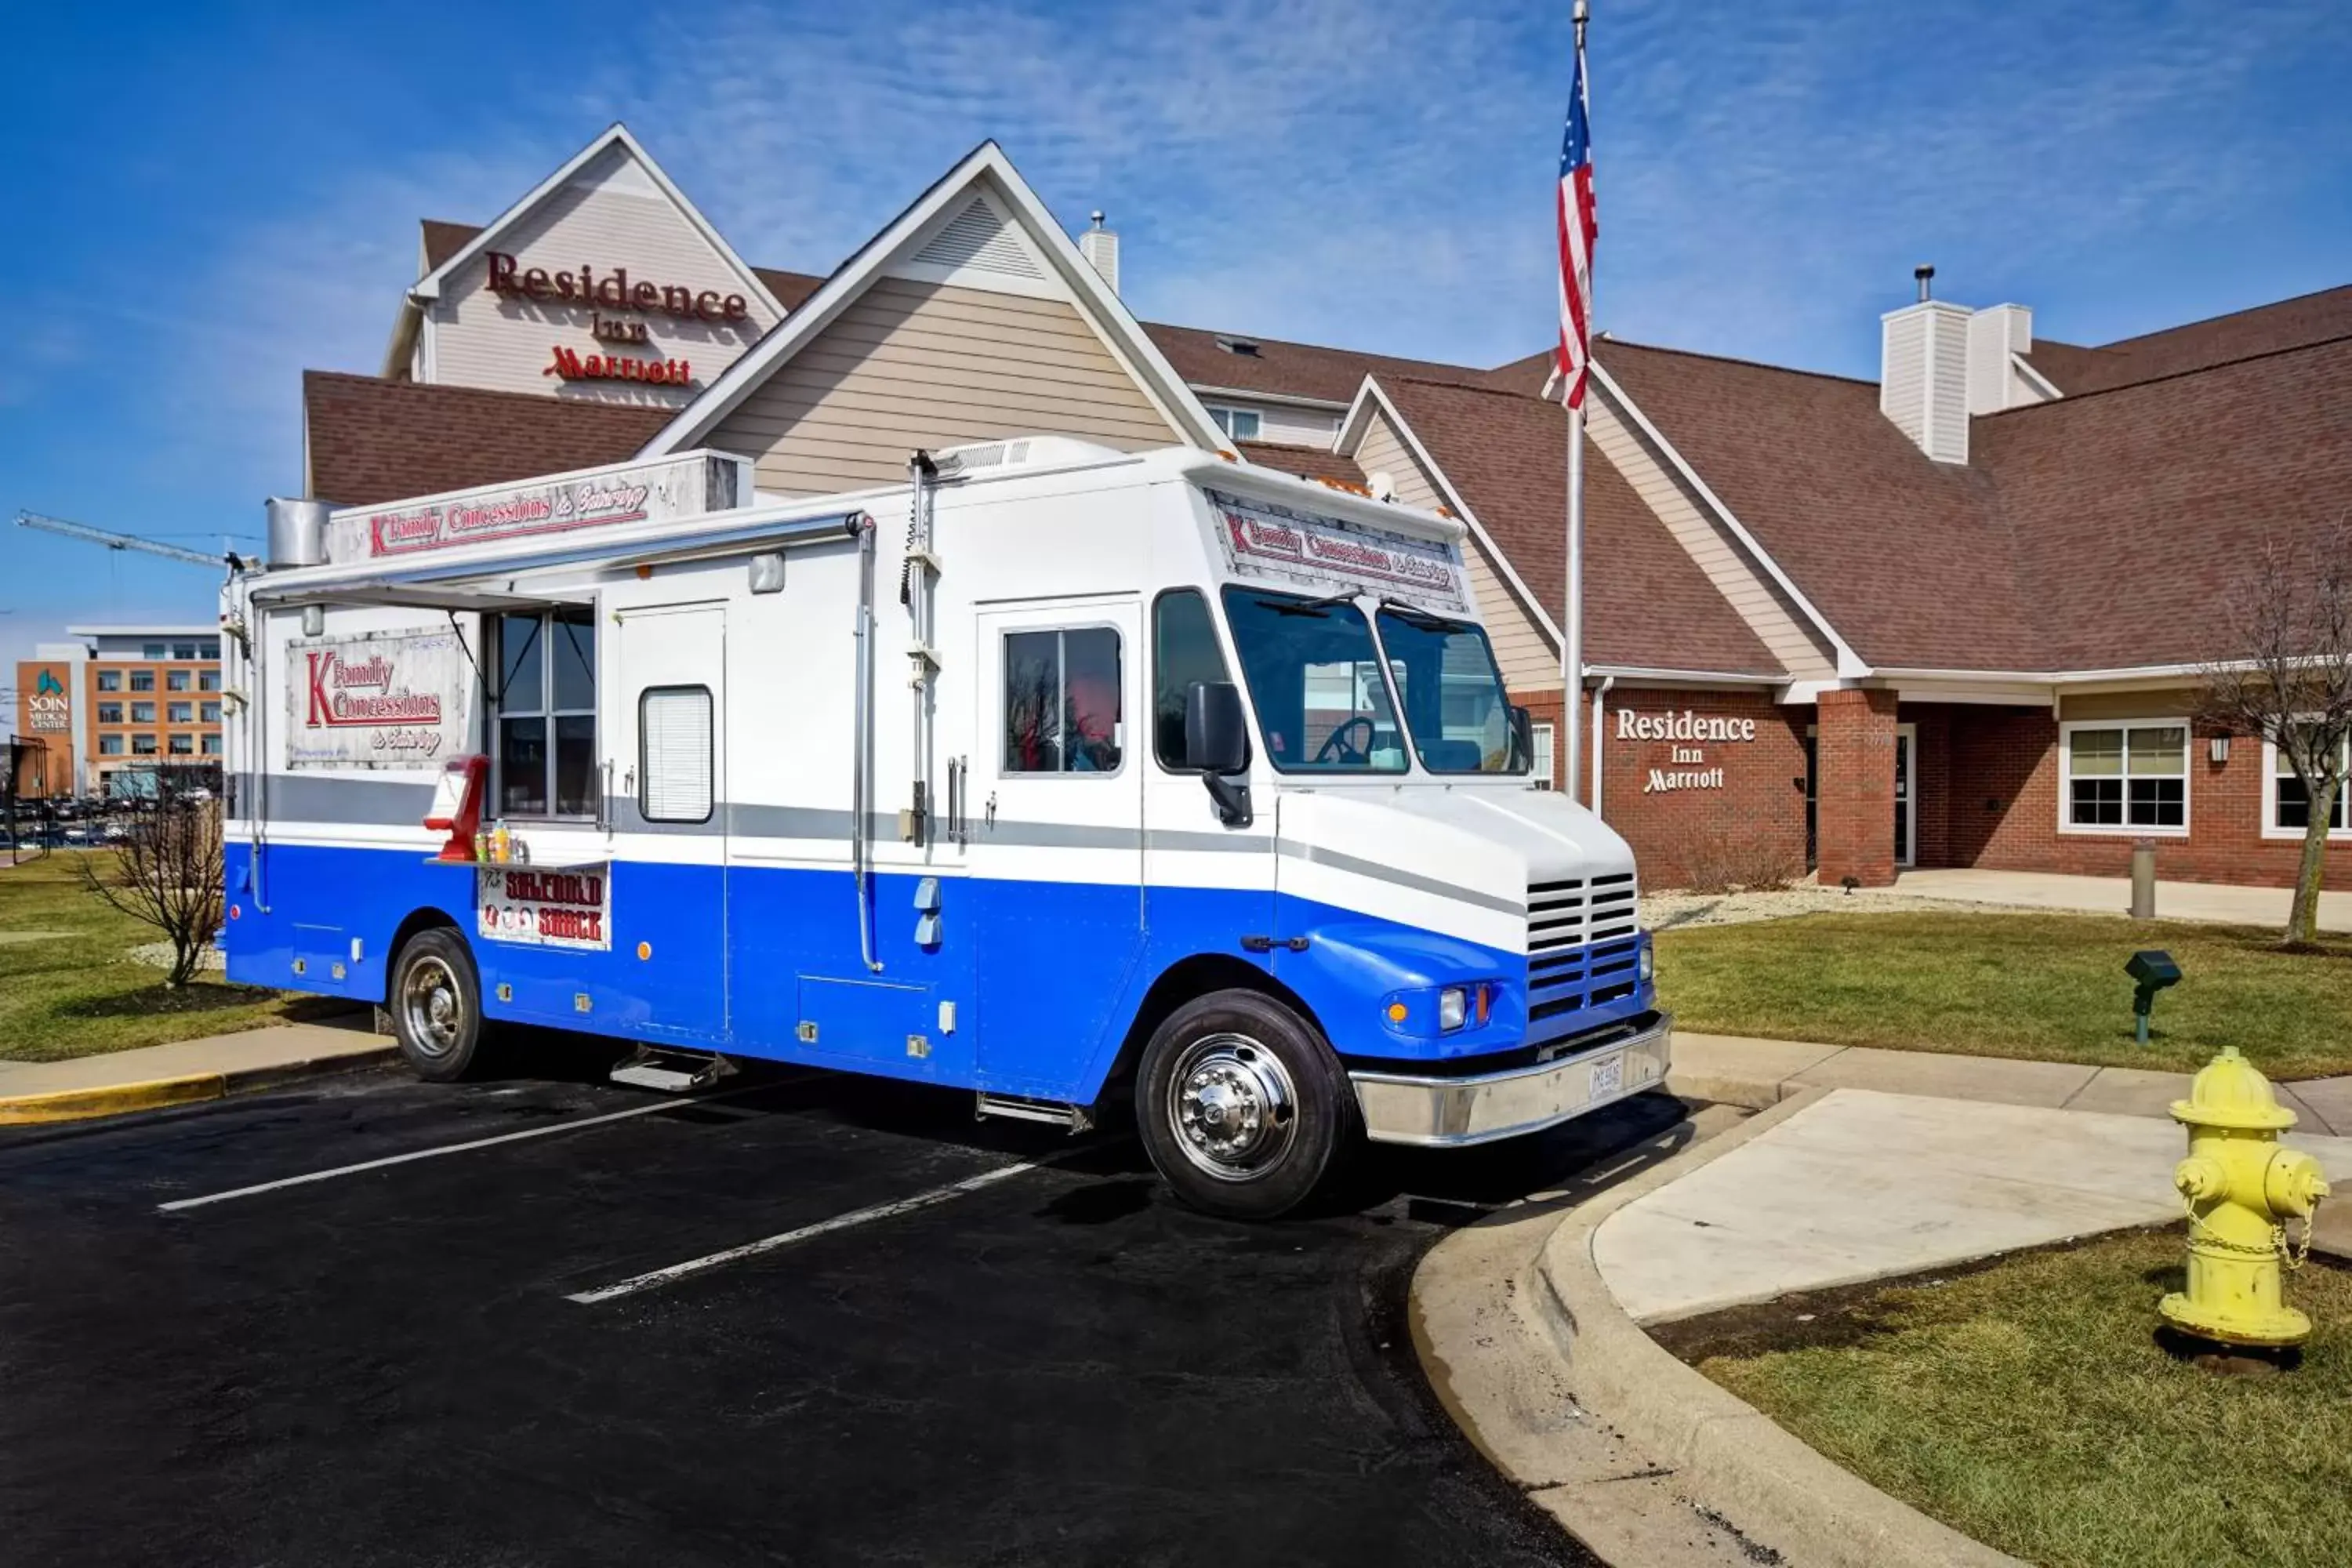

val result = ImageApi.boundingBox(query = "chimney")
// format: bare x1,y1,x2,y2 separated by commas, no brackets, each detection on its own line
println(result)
1077,210,1120,295
1966,303,2038,414
1879,263,1971,464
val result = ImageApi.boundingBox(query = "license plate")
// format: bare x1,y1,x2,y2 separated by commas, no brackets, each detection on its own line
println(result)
1589,1052,1624,1100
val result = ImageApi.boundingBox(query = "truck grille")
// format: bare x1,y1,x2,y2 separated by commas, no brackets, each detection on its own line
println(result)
1525,874,1642,1039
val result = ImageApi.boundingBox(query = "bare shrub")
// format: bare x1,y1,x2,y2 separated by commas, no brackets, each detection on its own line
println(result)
1675,836,1804,896
79,778,225,989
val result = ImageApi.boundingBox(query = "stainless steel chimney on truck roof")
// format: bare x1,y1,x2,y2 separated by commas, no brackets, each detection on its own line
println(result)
263,497,330,568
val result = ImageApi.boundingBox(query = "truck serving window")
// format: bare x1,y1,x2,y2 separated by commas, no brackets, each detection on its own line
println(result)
1219,586,1406,773
493,609,597,818
1153,590,1241,771
1003,626,1123,774
1375,605,1526,775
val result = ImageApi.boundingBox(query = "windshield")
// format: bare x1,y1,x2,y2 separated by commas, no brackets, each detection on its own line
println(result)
1220,586,1407,772
1376,605,1526,775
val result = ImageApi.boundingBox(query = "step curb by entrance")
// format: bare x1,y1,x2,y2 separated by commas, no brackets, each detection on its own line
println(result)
0,1045,400,1127
1526,1087,2027,1568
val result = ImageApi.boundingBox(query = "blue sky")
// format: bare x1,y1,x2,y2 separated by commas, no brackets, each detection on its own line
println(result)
3,0,2347,681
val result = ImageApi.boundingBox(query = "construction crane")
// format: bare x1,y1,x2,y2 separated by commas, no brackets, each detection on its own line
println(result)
16,510,247,570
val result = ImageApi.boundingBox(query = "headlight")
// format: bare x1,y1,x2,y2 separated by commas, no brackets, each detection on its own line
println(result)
1639,946,1656,982
1438,986,1468,1032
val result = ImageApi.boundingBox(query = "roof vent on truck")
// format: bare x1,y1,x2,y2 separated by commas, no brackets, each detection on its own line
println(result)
931,436,1125,478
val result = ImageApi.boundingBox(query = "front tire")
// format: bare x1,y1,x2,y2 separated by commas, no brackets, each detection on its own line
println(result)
1137,989,1359,1220
389,927,490,1083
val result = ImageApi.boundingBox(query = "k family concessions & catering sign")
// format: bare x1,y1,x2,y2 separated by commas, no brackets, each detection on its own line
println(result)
1208,488,1469,616
285,629,471,769
324,452,747,565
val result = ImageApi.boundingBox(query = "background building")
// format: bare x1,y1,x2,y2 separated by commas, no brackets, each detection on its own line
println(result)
11,625,224,798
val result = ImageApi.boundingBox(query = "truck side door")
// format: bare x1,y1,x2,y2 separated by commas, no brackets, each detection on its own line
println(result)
966,597,1146,1101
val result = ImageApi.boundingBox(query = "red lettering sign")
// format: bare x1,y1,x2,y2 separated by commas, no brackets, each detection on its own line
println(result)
487,252,753,324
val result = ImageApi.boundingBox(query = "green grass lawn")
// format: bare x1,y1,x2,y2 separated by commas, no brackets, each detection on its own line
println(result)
0,851,326,1064
1691,1229,2352,1568
1653,910,2352,1077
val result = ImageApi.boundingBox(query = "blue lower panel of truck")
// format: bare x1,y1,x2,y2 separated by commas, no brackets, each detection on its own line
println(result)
223,843,1651,1105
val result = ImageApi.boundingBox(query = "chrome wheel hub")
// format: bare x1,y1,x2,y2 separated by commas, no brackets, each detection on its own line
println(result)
1167,1033,1298,1181
401,956,464,1058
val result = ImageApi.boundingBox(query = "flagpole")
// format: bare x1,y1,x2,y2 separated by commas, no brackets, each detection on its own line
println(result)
1561,0,1588,805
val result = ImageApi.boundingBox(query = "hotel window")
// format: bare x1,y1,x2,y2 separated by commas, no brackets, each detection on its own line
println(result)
99,735,124,757
2063,722,2187,833
96,702,122,724
199,670,221,691
167,670,191,691
131,734,158,756
129,670,154,691
201,640,220,659
172,642,198,661
1530,722,1557,790
169,733,194,755
2270,728,2351,837
130,702,154,724
1207,405,1263,441
201,701,221,724
168,702,193,724
143,642,165,659
201,733,223,756
96,670,120,692
492,608,597,818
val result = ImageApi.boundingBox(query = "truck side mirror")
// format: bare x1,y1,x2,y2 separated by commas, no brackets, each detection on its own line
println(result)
1508,704,1533,771
1184,681,1253,828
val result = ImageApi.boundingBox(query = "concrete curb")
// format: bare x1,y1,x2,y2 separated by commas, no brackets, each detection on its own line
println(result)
1530,1088,2027,1568
0,1045,398,1127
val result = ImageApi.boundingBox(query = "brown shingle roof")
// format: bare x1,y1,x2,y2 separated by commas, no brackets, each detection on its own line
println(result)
1980,333,2352,670
1375,376,1783,678
1142,321,1494,405
1235,441,1366,486
304,372,664,506
1595,342,2043,670
2023,285,2352,394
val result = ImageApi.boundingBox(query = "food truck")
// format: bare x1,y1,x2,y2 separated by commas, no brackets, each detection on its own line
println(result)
220,438,1666,1216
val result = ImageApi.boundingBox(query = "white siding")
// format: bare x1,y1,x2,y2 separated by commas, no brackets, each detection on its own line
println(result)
708,277,1181,497
1356,408,1560,693
428,143,782,407
1878,300,1970,463
1585,394,1838,680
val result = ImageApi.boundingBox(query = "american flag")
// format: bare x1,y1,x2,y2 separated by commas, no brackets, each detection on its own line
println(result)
1555,31,1597,408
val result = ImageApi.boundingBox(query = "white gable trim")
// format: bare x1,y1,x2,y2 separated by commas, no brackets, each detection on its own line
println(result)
639,142,1227,459
1588,360,1868,678
408,125,782,316
1335,376,1563,648
2010,350,2064,402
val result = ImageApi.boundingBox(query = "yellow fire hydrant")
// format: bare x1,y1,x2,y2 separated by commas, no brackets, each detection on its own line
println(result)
2158,1046,2329,1348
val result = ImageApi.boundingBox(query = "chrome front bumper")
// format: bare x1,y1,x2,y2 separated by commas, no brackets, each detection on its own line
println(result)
1348,1011,1673,1149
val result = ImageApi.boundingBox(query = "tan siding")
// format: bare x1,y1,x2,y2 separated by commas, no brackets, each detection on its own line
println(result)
1585,396,1838,680
1358,408,1559,691
710,277,1181,495
430,143,780,408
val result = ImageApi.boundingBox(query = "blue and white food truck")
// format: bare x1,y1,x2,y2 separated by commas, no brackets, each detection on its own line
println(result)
222,438,1667,1216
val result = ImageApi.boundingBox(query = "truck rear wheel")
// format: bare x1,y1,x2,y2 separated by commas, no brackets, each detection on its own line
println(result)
1137,989,1359,1220
390,927,490,1083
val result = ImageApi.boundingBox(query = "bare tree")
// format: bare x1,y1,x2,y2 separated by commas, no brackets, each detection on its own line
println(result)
2200,519,2352,947
80,773,226,988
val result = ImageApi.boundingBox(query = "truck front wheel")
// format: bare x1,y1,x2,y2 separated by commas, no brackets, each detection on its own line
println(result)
1137,989,1359,1220
389,927,490,1083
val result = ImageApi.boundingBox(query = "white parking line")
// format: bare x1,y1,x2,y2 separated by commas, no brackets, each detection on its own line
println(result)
568,1157,1054,1305
157,1086,764,1213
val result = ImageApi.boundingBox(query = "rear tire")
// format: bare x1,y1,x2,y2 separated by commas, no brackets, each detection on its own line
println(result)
389,927,489,1083
1136,989,1359,1220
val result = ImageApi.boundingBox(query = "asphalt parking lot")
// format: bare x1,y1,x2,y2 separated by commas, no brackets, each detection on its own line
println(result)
0,1046,1690,1567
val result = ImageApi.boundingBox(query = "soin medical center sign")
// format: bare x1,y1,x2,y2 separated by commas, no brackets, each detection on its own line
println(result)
1619,708,1757,794
285,629,472,769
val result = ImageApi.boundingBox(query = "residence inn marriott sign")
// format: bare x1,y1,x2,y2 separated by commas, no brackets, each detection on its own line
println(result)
288,123,2351,892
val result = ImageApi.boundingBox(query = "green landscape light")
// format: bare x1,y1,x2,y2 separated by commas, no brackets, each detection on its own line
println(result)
2126,949,2182,1047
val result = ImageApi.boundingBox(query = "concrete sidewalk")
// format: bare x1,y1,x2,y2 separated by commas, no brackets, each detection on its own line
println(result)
1877,866,2352,932
1667,1027,2352,1132
0,1015,391,1124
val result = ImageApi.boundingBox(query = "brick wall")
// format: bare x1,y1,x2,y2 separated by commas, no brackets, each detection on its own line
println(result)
1513,685,1809,889
1816,688,1899,887
1944,704,2352,888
